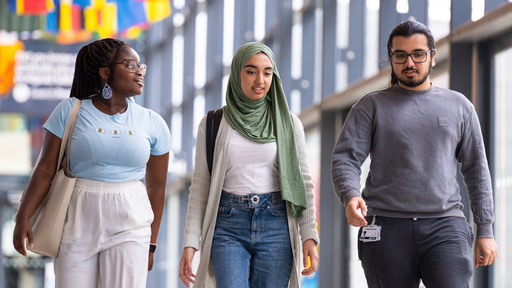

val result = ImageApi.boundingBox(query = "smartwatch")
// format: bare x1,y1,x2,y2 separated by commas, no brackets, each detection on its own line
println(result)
149,243,158,253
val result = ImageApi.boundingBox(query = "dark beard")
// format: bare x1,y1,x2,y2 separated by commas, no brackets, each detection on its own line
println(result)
393,61,433,88
399,71,430,87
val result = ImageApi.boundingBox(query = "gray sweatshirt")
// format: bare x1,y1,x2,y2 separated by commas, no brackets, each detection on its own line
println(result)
331,84,494,237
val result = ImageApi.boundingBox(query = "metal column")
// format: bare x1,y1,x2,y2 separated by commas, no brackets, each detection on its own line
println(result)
451,0,472,30
182,0,197,169
278,0,294,102
205,0,224,110
321,0,339,97
233,0,255,49
300,2,316,109
346,0,366,84
379,0,398,69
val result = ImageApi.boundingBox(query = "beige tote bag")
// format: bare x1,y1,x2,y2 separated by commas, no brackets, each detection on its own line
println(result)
21,98,81,257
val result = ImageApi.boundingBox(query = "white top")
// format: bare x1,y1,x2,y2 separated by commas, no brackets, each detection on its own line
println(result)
183,114,319,287
222,129,280,195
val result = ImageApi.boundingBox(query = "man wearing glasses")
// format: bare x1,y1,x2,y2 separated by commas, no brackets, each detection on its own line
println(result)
331,20,498,287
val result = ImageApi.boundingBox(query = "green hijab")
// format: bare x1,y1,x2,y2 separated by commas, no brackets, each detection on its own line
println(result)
222,42,307,218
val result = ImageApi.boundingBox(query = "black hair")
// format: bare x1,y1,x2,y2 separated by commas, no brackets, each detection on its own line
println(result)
387,21,435,86
70,38,130,99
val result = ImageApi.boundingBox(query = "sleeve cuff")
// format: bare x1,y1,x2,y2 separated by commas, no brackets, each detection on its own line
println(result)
182,234,201,251
341,190,362,206
476,223,494,238
303,237,319,247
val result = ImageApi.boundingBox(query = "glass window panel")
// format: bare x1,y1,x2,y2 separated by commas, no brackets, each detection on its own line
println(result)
428,0,450,40
431,71,449,88
471,0,484,21
336,0,350,49
193,95,205,138
254,0,266,41
290,89,301,115
171,109,182,153
302,127,321,287
364,0,379,78
223,0,235,66
493,45,512,288
172,34,184,106
194,11,208,89
291,22,303,80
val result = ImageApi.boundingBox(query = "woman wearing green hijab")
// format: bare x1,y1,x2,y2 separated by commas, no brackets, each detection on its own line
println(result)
179,42,319,287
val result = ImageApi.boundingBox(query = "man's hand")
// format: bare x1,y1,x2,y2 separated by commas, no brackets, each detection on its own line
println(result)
474,237,498,268
346,196,368,227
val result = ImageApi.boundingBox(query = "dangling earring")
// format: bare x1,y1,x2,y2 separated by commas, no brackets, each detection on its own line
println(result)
102,83,112,99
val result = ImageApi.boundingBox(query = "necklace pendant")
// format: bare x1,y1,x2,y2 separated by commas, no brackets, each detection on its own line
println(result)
96,98,128,114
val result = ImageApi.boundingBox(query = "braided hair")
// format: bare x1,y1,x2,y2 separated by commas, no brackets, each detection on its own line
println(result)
387,21,435,86
70,38,129,99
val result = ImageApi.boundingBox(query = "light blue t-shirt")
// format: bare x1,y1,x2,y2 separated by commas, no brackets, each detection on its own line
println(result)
43,97,171,182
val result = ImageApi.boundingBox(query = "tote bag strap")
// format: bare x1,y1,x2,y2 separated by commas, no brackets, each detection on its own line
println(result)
58,98,81,175
31,98,81,174
20,98,81,202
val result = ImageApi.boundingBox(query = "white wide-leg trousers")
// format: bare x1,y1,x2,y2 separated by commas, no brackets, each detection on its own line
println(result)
54,179,154,288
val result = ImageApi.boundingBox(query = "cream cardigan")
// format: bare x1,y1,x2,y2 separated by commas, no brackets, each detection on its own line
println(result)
183,114,319,288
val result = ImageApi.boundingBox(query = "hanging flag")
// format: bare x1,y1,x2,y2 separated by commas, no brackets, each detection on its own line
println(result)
73,0,91,7
116,0,147,32
45,0,59,33
8,0,16,13
0,40,24,96
84,0,117,38
145,0,171,23
13,0,54,15
59,0,73,31
54,0,91,43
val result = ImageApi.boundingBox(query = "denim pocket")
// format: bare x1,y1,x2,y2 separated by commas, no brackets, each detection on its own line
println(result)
217,206,234,217
268,203,287,216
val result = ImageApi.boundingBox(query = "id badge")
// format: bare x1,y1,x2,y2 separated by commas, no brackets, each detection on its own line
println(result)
359,215,381,242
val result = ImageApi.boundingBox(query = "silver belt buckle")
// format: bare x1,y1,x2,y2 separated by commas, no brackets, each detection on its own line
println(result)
251,195,260,204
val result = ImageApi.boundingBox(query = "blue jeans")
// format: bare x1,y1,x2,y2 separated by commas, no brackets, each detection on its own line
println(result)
358,216,474,288
211,191,293,288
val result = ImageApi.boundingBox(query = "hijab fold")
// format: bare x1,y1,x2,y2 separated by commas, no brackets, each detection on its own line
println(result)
222,42,307,218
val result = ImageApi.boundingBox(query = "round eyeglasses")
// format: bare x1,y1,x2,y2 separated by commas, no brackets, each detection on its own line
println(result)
390,50,433,64
115,60,147,76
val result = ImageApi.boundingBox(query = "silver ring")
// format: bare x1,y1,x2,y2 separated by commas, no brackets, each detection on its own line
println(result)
251,195,260,204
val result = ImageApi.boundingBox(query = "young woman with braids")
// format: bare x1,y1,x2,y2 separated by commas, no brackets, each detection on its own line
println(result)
13,38,171,287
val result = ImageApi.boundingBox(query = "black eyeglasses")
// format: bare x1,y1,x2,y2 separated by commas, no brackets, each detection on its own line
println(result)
115,60,147,76
390,50,433,64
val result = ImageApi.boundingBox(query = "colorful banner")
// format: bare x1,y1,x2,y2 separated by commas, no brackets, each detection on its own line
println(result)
2,0,172,41
13,0,55,15
0,40,24,96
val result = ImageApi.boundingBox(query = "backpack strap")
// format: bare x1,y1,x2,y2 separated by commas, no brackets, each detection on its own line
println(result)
206,109,223,175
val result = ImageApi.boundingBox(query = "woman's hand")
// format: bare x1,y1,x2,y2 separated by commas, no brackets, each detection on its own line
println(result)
302,239,319,276
148,252,155,271
12,217,33,257
179,247,197,287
